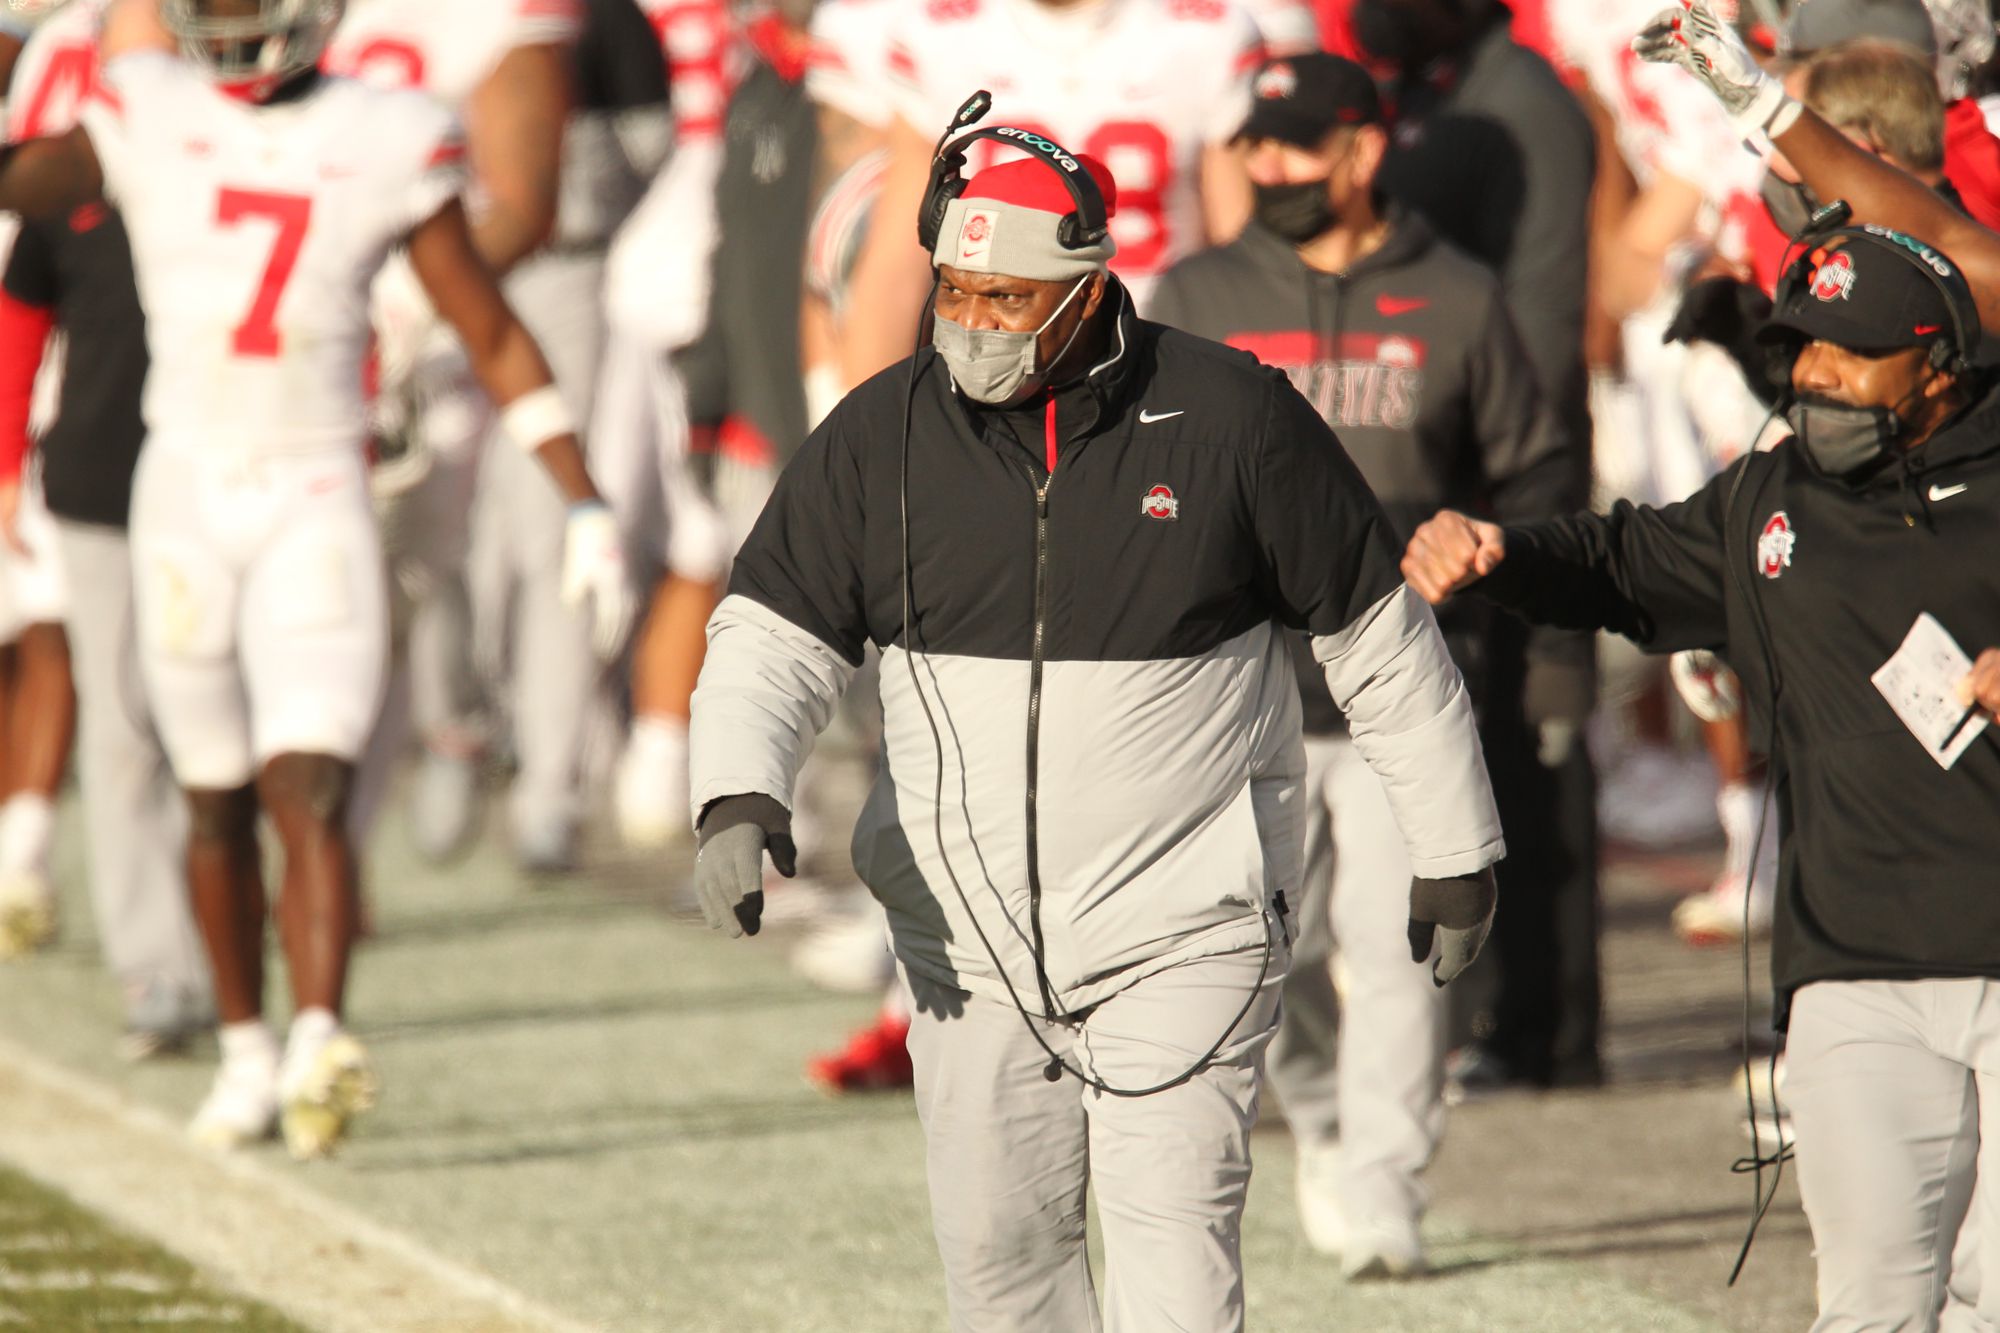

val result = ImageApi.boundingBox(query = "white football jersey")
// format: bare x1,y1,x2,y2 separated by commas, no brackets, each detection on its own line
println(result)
806,0,899,129
324,0,582,107
78,54,468,453
7,0,104,142
886,0,1260,304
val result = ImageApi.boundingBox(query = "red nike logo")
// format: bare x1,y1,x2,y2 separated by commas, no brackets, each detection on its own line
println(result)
1376,295,1427,317
1915,324,1943,335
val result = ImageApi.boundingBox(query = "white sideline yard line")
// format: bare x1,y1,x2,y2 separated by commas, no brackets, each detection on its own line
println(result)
0,1035,600,1333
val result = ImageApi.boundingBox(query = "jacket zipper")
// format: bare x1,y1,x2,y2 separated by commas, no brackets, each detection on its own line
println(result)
1022,396,1060,1019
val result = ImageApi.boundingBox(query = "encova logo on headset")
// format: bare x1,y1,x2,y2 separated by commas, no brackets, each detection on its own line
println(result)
993,126,1083,175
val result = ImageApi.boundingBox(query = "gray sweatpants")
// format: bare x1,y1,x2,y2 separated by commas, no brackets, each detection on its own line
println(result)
1266,735,1445,1240
470,253,609,831
51,520,209,1011
905,942,1282,1333
1787,977,2000,1333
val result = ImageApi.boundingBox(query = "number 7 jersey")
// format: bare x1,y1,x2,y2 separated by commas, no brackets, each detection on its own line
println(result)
77,53,467,454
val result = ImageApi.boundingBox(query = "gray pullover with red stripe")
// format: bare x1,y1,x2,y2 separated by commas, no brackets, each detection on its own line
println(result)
1151,212,1589,730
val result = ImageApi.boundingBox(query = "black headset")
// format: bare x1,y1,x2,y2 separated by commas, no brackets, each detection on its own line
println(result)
915,90,1111,254
1772,203,1983,377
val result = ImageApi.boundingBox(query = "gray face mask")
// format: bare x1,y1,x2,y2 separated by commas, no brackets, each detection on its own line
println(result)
932,275,1092,406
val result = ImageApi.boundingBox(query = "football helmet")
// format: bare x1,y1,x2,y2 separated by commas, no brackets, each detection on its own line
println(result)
159,0,342,99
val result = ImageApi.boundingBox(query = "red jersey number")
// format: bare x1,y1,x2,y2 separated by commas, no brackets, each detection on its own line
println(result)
322,37,428,91
217,189,313,359
969,119,1177,275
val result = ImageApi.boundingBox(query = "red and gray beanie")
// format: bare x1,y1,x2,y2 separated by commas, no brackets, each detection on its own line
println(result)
932,153,1119,281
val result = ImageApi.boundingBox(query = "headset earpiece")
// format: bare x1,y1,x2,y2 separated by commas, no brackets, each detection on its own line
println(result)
916,93,1110,257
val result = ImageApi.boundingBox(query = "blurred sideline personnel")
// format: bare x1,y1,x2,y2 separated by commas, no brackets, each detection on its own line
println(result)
595,0,743,852
0,0,626,1158
321,0,580,867
0,0,212,1056
336,0,664,875
1352,0,1604,1095
1150,54,1576,1279
1549,0,1779,952
827,0,1266,390
620,0,812,848
0,1,75,964
461,0,664,871
688,133,1504,1328
1405,220,2000,1329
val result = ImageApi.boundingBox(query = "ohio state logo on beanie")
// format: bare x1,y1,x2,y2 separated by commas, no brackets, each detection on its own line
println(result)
957,207,999,269
1811,251,1856,302
1757,511,1795,579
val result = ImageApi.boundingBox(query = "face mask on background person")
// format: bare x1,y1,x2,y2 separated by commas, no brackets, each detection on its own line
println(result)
1785,386,1923,483
1253,179,1338,244
932,275,1093,406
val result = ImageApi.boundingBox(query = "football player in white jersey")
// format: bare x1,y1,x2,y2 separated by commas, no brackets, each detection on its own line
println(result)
334,0,671,874
0,0,631,1158
323,0,576,867
830,0,1264,388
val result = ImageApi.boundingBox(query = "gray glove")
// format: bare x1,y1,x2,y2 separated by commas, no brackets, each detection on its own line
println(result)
1408,868,1497,987
693,794,796,938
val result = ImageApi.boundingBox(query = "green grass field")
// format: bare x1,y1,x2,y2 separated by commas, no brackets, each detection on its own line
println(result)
0,1163,305,1331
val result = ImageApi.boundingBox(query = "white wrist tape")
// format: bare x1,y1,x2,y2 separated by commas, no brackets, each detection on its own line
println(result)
500,385,577,453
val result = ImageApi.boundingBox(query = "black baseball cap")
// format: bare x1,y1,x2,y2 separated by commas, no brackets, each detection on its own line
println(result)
1760,228,1968,356
1236,54,1382,148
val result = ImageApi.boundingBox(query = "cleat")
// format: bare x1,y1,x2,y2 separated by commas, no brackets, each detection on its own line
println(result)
0,870,55,958
1339,1221,1426,1282
280,1034,379,1161
513,809,578,877
1293,1139,1346,1256
613,720,690,851
408,749,481,865
806,1013,913,1095
1672,870,1774,947
119,982,212,1063
789,908,895,994
189,1055,279,1151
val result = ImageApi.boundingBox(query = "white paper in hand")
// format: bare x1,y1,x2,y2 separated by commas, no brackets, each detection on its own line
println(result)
1872,613,1988,770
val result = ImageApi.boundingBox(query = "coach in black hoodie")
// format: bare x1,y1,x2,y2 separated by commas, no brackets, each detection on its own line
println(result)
1407,222,2000,1326
1149,53,1582,1278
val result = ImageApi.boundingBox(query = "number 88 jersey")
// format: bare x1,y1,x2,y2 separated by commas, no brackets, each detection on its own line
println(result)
76,53,466,455
886,0,1261,308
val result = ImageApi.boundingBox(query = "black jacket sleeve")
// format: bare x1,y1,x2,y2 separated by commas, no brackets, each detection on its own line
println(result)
3,219,59,309
1474,458,1744,656
725,406,870,665
1252,374,1406,635
1465,282,1597,712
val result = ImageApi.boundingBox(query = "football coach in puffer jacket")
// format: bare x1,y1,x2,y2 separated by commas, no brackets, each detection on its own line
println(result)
687,141,1504,1333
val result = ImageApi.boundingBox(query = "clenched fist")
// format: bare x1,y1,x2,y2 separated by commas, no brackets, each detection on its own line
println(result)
1401,511,1507,606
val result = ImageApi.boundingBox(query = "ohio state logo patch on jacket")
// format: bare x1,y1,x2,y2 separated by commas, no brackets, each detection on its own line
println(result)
1758,511,1795,579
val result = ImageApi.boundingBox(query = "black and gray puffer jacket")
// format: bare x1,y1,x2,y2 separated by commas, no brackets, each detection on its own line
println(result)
690,283,1503,1015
